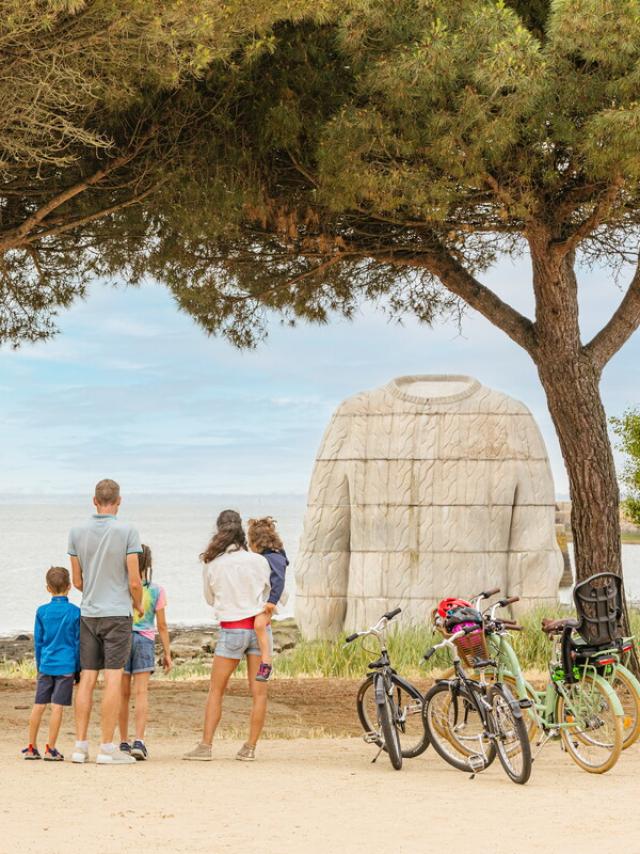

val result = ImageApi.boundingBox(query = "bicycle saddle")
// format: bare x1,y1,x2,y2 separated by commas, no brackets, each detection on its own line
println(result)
541,617,581,635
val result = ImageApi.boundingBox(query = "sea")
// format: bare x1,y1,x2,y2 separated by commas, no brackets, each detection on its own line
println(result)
1,494,639,634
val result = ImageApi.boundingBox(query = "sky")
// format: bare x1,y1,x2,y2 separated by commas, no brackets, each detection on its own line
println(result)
0,255,638,497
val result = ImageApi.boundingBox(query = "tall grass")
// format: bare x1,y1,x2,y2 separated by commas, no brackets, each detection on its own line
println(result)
3,608,638,681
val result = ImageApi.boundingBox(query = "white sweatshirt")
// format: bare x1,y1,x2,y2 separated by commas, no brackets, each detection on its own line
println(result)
202,544,271,622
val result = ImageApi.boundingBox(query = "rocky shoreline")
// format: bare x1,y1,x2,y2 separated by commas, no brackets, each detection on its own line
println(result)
0,619,301,668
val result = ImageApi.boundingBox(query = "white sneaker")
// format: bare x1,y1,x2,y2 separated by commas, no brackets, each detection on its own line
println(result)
71,746,90,764
96,749,136,765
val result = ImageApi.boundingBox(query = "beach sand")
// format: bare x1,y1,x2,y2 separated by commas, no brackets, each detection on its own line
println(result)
1,678,639,854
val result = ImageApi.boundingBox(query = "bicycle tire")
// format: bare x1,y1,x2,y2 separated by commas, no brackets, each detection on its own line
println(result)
377,677,403,770
489,683,532,785
556,675,623,774
357,674,429,758
609,666,640,750
423,681,495,773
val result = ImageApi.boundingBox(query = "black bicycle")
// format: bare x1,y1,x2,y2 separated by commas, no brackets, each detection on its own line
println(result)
422,625,532,784
346,608,428,770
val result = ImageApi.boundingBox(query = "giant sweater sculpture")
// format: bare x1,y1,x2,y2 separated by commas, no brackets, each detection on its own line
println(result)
296,375,563,639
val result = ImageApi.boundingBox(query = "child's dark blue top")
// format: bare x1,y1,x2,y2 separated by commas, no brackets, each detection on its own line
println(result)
262,549,289,605
34,596,81,675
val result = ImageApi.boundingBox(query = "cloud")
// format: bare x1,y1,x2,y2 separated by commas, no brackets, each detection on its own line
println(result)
0,264,638,496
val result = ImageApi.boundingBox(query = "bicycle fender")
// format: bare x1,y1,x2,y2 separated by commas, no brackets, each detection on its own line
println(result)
489,682,524,719
374,674,386,706
592,673,625,716
615,664,640,698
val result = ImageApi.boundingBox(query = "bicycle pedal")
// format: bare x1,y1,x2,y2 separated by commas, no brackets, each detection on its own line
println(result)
519,699,533,709
467,754,485,773
363,731,381,745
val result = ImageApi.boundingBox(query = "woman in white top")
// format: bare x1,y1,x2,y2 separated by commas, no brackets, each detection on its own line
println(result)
183,510,271,762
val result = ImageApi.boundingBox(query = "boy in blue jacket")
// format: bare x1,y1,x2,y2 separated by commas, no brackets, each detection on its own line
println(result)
22,566,80,761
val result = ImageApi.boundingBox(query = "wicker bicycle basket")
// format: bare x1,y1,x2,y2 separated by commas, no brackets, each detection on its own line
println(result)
431,610,489,669
453,625,489,669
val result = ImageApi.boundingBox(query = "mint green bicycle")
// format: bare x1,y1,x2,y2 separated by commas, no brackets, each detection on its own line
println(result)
479,593,626,774
433,585,626,774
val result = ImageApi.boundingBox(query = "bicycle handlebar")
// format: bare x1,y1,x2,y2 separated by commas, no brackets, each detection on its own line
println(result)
470,587,501,608
344,607,402,645
423,626,473,660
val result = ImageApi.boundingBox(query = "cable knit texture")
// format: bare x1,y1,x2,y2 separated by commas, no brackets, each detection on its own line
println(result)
295,375,563,639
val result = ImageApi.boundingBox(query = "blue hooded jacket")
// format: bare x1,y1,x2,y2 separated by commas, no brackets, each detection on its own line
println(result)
262,549,289,605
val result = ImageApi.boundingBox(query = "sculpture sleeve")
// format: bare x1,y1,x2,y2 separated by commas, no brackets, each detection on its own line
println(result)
295,409,352,640
507,415,563,609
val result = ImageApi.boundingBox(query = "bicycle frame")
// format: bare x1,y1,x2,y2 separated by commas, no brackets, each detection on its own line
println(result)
486,629,624,733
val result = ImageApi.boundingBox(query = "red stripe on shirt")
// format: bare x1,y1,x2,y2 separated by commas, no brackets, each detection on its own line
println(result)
220,617,255,630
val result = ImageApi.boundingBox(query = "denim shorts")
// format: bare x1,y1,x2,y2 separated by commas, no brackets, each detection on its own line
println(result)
124,632,156,674
215,627,272,660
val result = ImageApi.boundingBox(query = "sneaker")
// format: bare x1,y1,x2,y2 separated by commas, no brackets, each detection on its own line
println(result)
44,745,64,761
96,749,136,765
71,745,90,764
236,742,256,762
131,740,148,761
21,744,41,760
119,741,131,754
182,742,212,761
255,662,272,682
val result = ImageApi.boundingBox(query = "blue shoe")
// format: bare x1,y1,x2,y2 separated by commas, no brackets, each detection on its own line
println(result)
21,744,41,760
119,741,131,754
44,745,64,761
131,740,148,761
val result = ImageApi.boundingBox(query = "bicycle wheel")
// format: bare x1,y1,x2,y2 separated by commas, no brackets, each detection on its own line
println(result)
556,676,623,774
609,666,640,750
423,681,495,773
377,680,403,770
357,674,428,758
489,683,532,785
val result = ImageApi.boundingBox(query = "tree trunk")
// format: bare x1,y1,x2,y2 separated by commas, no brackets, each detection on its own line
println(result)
528,234,622,583
537,353,621,581
527,232,638,670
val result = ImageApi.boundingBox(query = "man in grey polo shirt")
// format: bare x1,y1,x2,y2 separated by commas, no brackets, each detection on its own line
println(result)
68,479,143,765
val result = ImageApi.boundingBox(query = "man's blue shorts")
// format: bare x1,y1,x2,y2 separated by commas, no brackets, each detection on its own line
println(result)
124,632,156,674
35,673,74,706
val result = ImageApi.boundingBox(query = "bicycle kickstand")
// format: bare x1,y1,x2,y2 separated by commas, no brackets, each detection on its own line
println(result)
371,745,385,764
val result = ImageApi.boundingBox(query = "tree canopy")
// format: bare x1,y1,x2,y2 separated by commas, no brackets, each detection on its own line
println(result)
0,0,330,344
124,0,640,361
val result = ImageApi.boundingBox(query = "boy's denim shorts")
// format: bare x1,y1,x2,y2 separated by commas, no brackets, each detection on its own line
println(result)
215,627,272,660
124,632,156,674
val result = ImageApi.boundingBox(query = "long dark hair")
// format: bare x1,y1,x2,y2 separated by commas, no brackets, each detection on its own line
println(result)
200,509,247,564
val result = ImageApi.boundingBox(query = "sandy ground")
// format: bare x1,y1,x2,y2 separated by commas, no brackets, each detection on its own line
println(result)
2,677,639,854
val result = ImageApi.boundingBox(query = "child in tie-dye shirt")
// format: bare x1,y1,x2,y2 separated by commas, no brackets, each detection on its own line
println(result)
118,544,172,760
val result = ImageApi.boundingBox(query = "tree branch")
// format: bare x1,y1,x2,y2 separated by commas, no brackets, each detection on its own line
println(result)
19,184,161,245
0,124,158,251
553,177,624,256
367,243,538,354
584,260,640,369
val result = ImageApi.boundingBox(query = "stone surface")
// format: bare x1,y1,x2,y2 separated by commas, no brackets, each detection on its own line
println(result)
296,375,564,639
